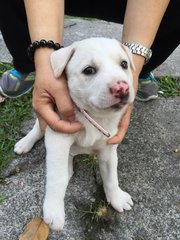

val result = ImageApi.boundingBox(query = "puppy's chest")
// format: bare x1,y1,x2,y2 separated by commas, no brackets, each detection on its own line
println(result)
75,123,106,149
72,111,118,152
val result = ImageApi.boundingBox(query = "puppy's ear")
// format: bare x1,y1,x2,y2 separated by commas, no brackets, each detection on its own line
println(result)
121,44,136,71
50,45,75,78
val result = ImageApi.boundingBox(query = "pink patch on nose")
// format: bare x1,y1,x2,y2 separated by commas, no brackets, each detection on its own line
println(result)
110,81,129,95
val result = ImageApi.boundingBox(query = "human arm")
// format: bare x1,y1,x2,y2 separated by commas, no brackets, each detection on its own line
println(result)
107,0,170,144
24,0,83,132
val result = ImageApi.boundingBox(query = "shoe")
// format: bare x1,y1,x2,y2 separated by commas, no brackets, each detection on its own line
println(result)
0,69,35,99
136,72,158,102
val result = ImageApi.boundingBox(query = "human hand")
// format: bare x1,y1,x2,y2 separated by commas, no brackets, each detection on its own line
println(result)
107,104,133,145
33,49,84,133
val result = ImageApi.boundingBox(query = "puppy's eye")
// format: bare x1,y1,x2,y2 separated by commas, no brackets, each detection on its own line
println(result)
121,60,128,69
82,66,97,75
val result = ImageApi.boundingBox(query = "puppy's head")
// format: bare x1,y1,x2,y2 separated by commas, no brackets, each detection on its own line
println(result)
51,37,135,114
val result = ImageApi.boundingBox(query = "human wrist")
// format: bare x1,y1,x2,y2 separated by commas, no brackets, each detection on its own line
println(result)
34,47,53,65
123,42,152,64
27,39,63,61
133,54,145,73
132,54,145,92
33,48,56,80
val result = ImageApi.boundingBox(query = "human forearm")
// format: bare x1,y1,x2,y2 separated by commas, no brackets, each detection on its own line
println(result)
24,0,64,43
122,0,170,86
24,0,65,71
122,0,170,47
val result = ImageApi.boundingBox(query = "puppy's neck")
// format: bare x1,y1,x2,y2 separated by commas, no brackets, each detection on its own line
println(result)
78,108,111,138
75,104,127,139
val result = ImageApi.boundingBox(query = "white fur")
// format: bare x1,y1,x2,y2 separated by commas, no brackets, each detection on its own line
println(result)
14,38,135,231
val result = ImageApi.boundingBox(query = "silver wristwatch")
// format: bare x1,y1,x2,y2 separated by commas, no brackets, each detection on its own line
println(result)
123,42,152,64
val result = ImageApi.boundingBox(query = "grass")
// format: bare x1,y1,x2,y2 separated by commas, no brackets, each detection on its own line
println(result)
0,194,8,203
0,63,32,172
0,63,179,172
157,76,180,97
81,200,110,222
79,183,118,232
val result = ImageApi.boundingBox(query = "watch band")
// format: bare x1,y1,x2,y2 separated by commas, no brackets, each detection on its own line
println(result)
123,42,152,64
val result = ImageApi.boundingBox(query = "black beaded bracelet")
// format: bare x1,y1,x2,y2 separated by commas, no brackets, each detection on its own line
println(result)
27,39,63,61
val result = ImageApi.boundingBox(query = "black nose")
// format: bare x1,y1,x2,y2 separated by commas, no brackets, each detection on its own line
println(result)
118,91,129,102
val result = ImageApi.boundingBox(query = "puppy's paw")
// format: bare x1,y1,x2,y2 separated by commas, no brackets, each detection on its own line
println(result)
43,200,65,231
14,136,34,154
107,188,133,212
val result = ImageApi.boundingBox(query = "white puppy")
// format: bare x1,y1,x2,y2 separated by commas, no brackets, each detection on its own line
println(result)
14,37,135,231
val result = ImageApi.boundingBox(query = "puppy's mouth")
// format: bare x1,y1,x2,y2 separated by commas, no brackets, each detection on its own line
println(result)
79,92,130,112
110,101,127,110
89,100,128,112
88,98,129,112
110,92,130,110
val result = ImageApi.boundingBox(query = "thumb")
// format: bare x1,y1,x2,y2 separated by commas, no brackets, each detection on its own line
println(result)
107,104,133,145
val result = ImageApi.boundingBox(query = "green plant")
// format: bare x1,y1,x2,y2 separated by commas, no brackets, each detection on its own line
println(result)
0,63,32,171
81,200,109,222
158,76,180,97
0,195,8,203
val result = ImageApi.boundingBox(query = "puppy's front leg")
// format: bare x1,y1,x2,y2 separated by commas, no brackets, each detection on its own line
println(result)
14,119,43,154
43,126,74,231
98,145,133,212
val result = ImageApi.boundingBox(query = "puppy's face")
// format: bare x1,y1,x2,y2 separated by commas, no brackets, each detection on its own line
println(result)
51,38,135,113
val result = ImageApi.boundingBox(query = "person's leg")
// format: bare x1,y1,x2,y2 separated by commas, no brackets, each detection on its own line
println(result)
0,0,34,72
0,0,35,99
65,0,126,24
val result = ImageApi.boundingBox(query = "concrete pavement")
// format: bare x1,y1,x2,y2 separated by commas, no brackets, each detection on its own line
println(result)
0,19,180,240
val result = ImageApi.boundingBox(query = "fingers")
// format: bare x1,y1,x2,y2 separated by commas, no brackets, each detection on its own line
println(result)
32,78,84,133
53,74,75,121
35,103,84,133
107,104,133,145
